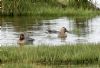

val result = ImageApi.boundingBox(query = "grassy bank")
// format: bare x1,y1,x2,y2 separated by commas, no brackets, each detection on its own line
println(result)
1,0,100,16
0,44,100,65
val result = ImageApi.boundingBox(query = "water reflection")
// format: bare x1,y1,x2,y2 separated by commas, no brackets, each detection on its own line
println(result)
72,18,91,43
0,16,100,46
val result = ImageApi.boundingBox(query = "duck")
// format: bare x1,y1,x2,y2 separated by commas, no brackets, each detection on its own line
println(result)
18,33,26,47
47,27,69,34
18,33,35,46
58,27,69,38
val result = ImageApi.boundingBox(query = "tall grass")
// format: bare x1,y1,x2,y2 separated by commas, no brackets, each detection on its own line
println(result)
2,0,33,15
0,44,100,65
1,0,99,16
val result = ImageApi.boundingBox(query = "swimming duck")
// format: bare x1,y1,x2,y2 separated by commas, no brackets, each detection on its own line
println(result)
47,27,69,34
18,33,35,46
58,27,69,38
18,33,25,47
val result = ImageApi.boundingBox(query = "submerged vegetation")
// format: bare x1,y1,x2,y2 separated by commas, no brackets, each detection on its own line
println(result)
0,0,100,16
0,44,100,65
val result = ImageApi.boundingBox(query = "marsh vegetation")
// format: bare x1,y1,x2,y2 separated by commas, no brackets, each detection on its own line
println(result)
1,0,100,16
0,44,100,67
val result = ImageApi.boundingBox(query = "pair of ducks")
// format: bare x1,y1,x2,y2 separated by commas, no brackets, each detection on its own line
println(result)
18,27,68,47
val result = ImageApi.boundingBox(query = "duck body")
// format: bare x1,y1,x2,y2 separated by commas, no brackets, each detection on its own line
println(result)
25,33,35,44
58,27,67,38
47,29,59,34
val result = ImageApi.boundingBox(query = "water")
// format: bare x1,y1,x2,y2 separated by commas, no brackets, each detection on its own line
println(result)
0,16,100,46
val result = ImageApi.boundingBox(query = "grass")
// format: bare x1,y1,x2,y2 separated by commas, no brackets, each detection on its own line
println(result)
0,44,100,65
2,6,99,17
0,63,99,68
1,0,100,16
30,7,98,17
